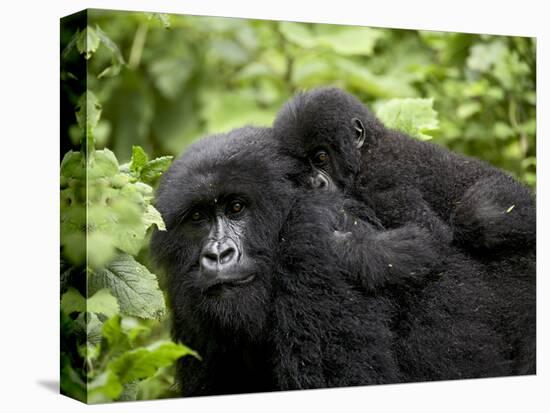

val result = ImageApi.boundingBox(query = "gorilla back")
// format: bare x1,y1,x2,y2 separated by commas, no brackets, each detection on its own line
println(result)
273,87,536,253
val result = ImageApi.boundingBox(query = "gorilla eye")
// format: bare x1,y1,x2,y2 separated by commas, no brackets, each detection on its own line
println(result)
229,201,245,215
313,150,329,166
190,211,203,221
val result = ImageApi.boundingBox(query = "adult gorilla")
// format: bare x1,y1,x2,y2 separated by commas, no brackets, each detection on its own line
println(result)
151,126,531,396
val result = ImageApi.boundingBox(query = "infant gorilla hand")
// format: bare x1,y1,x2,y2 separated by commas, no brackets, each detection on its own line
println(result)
332,210,442,292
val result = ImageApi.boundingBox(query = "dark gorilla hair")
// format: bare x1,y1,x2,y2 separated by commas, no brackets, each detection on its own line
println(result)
151,127,295,395
273,87,536,253
151,126,534,396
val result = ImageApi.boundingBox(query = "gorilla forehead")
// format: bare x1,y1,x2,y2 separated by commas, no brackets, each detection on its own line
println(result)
155,126,293,220
274,87,380,153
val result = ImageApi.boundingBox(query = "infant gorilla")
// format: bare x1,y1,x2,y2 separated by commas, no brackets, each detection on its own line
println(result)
273,87,536,253
151,126,533,396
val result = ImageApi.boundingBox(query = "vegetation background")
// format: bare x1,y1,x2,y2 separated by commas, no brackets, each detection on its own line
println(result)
59,9,536,403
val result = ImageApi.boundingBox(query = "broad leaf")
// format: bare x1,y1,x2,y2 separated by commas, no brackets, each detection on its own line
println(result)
88,371,123,403
315,25,383,56
75,91,102,153
89,254,165,319
76,26,100,59
61,287,85,315
87,289,120,318
279,22,316,48
157,14,171,29
60,151,85,179
88,148,119,179
130,146,148,174
140,156,174,185
336,59,417,98
75,312,103,346
94,25,125,65
376,98,439,140
279,22,383,56
108,341,199,384
143,204,166,231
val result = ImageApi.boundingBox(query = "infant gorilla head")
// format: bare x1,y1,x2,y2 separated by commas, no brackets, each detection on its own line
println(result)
273,87,381,192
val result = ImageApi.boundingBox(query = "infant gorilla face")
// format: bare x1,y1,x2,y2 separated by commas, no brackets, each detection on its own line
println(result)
307,119,365,191
273,87,370,194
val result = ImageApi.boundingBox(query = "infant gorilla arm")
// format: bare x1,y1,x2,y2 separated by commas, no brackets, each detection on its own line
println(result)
273,87,536,252
330,196,443,292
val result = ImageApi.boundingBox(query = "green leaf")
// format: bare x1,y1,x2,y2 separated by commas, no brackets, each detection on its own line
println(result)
376,98,439,140
279,22,382,56
87,289,120,318
61,287,85,315
467,41,507,73
335,59,417,98
76,91,102,131
118,382,139,401
456,101,481,119
88,148,119,179
93,25,125,79
102,315,129,351
76,26,100,59
75,312,103,345
140,156,174,185
130,146,149,174
278,22,316,48
87,193,146,257
314,25,383,56
75,91,102,153
88,371,123,403
87,232,117,269
143,205,166,231
148,58,192,99
152,13,171,29
61,29,80,61
108,341,199,384
60,151,85,179
60,356,87,402
94,25,125,65
89,254,166,319
60,211,87,265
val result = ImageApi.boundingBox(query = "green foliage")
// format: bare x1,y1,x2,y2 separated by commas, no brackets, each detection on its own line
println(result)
61,14,192,402
60,10,536,403
376,98,439,140
89,254,165,320
65,10,534,190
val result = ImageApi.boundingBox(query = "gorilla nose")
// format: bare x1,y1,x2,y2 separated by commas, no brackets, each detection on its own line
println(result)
310,173,330,190
200,240,238,273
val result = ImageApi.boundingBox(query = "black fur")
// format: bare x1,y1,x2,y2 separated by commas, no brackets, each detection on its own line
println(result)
151,126,534,396
273,87,536,253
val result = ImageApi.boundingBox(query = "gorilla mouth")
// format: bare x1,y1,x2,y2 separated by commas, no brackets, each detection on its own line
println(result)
203,274,256,294
225,274,256,286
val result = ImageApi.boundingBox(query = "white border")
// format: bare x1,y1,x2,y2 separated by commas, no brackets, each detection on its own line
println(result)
0,1,547,412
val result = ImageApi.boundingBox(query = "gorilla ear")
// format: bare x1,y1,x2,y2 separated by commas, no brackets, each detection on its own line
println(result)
352,118,366,149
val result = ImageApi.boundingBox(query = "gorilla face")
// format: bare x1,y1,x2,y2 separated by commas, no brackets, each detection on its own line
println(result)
152,127,295,338
273,87,384,194
178,192,256,289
